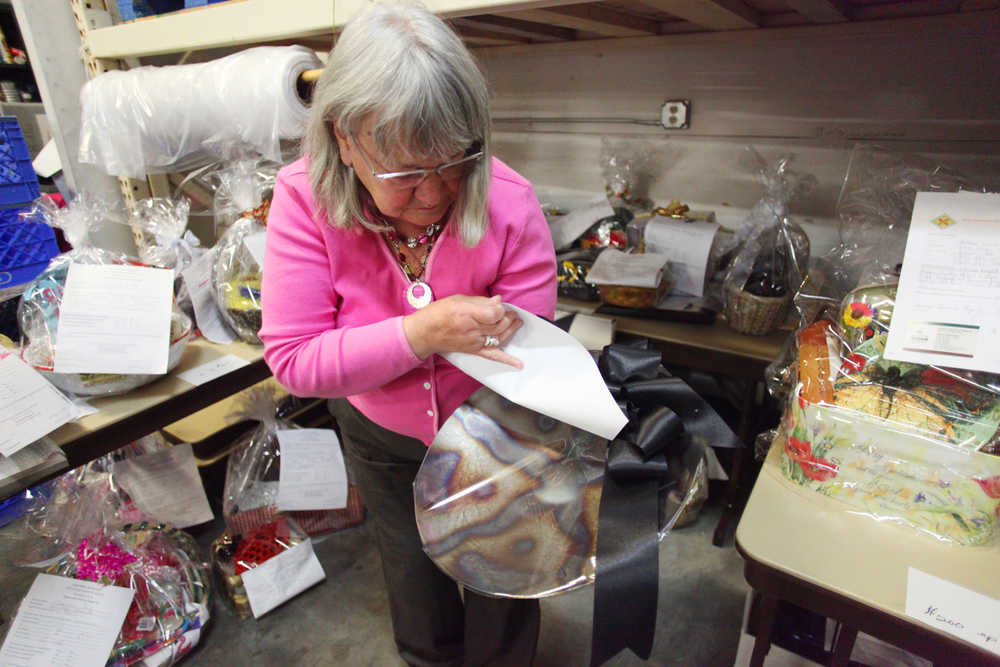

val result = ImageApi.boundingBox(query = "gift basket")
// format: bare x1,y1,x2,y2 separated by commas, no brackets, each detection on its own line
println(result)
5,441,212,666
211,159,275,344
222,388,365,538
16,196,193,395
584,248,672,309
130,196,203,272
769,147,1000,546
210,514,309,618
721,150,816,335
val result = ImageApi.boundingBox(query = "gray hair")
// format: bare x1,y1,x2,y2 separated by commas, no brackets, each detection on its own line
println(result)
304,1,491,246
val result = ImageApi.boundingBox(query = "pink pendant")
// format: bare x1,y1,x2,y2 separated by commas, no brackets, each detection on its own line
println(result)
406,281,433,309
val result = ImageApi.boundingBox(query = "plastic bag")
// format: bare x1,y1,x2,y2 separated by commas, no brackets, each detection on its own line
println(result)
130,197,203,271
768,148,1000,544
16,196,193,396
599,138,654,214
211,160,274,344
222,388,364,538
721,150,815,335
210,515,308,617
79,46,321,179
211,157,277,239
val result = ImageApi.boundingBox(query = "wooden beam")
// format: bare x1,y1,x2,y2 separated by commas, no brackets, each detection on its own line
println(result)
453,23,532,44
634,0,758,29
452,14,575,41
784,0,848,23
504,5,659,37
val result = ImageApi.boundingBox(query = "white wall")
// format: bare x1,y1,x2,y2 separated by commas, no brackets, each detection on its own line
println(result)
476,11,1000,251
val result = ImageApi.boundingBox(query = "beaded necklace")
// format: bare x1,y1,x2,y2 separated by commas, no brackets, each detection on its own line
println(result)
384,223,444,308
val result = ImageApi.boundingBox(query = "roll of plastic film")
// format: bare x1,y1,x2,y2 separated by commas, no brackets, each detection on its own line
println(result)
79,46,322,179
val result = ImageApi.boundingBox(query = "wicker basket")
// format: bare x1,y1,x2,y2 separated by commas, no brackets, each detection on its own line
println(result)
725,285,791,335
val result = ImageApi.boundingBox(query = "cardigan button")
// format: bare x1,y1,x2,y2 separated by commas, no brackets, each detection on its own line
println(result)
423,382,431,390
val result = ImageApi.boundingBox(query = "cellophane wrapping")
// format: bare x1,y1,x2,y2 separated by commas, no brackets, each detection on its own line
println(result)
4,435,212,666
210,160,273,344
770,146,1000,545
210,514,308,618
720,149,816,334
413,386,707,598
130,197,203,271
211,157,277,239
221,388,364,539
16,196,193,396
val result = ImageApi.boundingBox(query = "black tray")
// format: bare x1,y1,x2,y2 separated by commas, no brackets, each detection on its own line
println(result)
595,302,717,325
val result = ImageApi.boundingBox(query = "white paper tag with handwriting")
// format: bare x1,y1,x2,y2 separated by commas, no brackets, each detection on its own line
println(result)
240,540,326,618
905,568,1000,656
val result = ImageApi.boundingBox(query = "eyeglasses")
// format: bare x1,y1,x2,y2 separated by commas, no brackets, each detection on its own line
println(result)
351,135,483,190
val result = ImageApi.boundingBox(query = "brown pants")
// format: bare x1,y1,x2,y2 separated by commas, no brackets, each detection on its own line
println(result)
329,399,540,667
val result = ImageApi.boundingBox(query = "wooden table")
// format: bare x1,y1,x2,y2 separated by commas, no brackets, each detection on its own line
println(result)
558,297,789,544
736,443,1000,666
48,337,270,469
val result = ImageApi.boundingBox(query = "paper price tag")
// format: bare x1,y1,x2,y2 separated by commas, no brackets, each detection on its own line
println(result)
240,540,326,618
906,568,1000,656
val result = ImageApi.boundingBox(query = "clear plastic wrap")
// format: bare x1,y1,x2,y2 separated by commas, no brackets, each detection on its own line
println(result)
222,388,364,538
413,385,708,598
770,148,1000,545
211,161,273,344
3,438,212,666
130,197,203,271
721,150,816,335
16,196,193,396
599,138,654,215
211,158,277,239
78,46,322,179
210,515,308,618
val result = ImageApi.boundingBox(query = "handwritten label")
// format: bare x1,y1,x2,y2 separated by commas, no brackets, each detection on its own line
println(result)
905,568,1000,656
176,354,250,386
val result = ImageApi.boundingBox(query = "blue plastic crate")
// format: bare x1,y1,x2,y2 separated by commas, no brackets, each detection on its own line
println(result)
184,0,228,7
0,117,39,207
117,0,184,21
0,204,58,290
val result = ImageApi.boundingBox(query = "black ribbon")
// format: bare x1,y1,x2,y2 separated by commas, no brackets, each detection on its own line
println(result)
590,343,741,666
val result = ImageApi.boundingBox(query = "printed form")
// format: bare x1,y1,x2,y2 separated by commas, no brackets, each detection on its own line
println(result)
0,573,134,667
0,353,76,457
885,192,1000,373
277,429,349,511
53,264,174,375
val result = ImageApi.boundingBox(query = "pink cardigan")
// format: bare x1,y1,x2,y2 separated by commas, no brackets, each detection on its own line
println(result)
259,156,557,445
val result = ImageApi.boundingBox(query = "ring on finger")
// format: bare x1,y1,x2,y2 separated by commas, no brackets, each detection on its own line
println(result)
483,335,500,348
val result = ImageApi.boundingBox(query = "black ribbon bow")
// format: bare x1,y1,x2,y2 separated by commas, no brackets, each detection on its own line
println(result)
590,342,741,666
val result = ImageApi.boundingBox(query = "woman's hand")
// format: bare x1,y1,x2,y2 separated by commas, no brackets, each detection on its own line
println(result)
403,295,524,368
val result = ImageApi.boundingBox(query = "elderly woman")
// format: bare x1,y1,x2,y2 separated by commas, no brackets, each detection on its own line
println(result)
260,2,556,665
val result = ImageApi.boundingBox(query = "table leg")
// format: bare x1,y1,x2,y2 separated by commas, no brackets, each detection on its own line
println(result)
830,623,858,667
713,381,758,546
749,592,778,667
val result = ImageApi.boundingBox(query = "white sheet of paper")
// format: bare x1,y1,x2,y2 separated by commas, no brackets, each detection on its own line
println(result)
0,573,134,667
884,192,1000,373
906,568,1000,656
53,264,174,375
444,305,628,440
567,313,615,351
643,216,720,297
177,353,249,386
548,198,615,250
277,429,348,511
243,231,268,269
0,353,77,457
180,251,236,344
0,438,63,480
111,443,214,528
240,539,326,618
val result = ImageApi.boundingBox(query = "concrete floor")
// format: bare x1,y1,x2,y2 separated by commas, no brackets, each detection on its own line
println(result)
0,490,749,666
